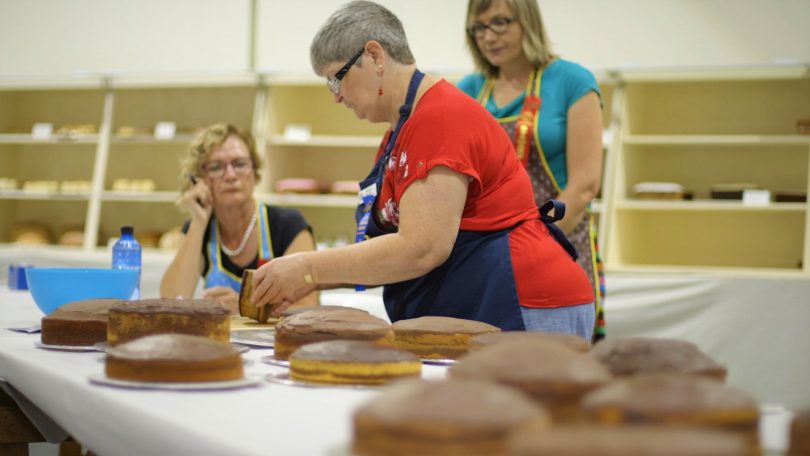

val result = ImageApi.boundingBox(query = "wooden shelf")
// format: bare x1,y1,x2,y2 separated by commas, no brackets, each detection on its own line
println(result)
606,264,807,278
268,134,380,148
0,134,98,145
0,190,90,201
623,134,810,146
110,134,196,145
100,191,178,203
616,199,806,212
258,192,357,208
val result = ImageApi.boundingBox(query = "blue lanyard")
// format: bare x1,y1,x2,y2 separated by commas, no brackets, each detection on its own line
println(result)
354,69,425,291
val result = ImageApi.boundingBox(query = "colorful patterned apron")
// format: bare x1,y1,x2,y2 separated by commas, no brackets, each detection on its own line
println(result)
477,69,606,341
354,69,526,330
204,200,273,292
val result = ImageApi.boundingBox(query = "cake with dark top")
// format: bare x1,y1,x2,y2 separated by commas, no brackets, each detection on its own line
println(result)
469,330,590,353
449,340,611,423
41,298,117,346
107,298,229,346
105,334,242,383
273,308,392,360
582,374,760,449
590,337,727,380
289,340,421,385
352,379,550,456
391,316,500,359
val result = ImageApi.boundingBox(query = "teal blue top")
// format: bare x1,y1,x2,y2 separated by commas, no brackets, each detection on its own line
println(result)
457,59,600,190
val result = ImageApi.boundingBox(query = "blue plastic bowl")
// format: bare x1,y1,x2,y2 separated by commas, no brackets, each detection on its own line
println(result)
25,268,139,315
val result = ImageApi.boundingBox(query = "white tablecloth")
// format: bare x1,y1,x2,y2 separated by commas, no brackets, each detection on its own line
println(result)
0,288,446,456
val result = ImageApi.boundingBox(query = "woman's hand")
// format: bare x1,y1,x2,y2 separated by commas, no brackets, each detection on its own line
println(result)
201,286,239,315
180,177,214,227
251,253,317,315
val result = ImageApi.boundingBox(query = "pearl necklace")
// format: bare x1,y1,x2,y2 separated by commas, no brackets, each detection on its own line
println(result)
220,209,257,257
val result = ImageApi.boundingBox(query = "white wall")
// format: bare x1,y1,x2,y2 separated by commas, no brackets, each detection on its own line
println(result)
0,0,808,78
0,0,252,78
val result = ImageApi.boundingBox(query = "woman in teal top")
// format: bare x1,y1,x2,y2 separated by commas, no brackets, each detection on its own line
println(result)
458,0,605,341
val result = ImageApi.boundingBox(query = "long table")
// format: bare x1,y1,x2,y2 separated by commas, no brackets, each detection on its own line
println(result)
0,282,802,455
0,289,445,456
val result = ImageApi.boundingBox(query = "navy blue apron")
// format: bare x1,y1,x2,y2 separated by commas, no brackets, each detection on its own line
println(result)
352,69,569,330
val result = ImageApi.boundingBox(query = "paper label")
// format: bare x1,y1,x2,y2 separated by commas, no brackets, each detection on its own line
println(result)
31,123,53,139
742,189,771,206
283,124,311,142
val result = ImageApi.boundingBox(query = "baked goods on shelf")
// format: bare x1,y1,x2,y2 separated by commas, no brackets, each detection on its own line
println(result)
105,334,243,383
710,183,762,200
274,178,322,194
330,180,360,195
581,374,760,448
449,340,611,423
273,307,392,360
115,126,150,138
632,182,685,200
158,227,184,251
59,180,92,193
111,178,156,193
22,180,59,193
57,229,84,247
589,337,727,380
134,231,161,248
789,408,810,456
508,425,750,456
391,316,500,359
55,124,96,138
41,298,117,346
107,298,230,346
469,330,590,353
289,340,421,385
0,177,18,190
10,222,51,245
774,190,807,203
352,378,549,456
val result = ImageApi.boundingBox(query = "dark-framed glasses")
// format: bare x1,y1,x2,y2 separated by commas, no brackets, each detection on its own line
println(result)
326,49,364,96
467,16,518,38
202,158,253,178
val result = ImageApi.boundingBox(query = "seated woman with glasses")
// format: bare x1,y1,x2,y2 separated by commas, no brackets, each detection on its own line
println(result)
458,0,606,341
247,1,596,340
160,123,318,313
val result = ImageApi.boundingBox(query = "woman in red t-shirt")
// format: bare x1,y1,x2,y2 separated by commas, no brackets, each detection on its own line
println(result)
250,1,594,338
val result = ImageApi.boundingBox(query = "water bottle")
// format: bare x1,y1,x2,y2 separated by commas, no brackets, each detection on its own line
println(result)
112,225,141,299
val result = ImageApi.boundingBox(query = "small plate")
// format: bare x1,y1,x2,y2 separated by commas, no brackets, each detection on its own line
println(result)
421,358,457,366
264,372,379,390
88,374,261,391
229,329,275,348
261,355,289,368
34,341,102,352
7,325,41,334
94,341,250,354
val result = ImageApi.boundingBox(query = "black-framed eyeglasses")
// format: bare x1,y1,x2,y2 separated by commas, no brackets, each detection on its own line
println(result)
202,158,253,178
326,49,364,96
467,16,518,38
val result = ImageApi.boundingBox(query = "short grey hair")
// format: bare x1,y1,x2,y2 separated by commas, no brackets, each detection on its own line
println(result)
310,1,415,75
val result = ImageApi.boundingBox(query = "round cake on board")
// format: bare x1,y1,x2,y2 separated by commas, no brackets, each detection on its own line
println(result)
469,330,590,353
273,307,392,360
589,337,727,380
105,334,243,383
289,340,421,385
107,298,229,346
391,316,500,359
352,378,550,456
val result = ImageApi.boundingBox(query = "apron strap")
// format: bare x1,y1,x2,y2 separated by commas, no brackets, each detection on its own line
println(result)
539,199,578,261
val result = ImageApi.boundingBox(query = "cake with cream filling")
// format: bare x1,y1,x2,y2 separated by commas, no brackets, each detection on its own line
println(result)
289,340,420,385
107,298,229,346
273,308,392,360
391,316,500,359
590,337,727,380
352,379,550,456
105,334,242,383
41,298,117,346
